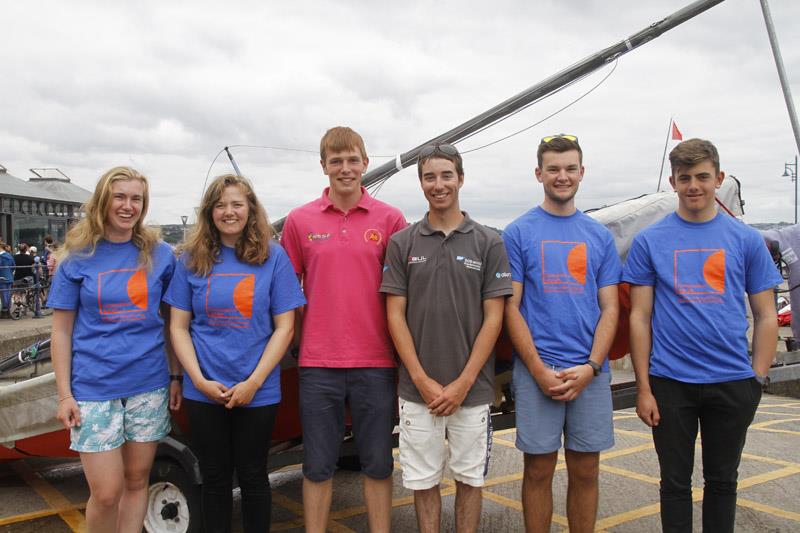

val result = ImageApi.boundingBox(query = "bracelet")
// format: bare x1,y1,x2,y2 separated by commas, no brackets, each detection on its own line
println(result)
169,374,184,383
59,395,73,402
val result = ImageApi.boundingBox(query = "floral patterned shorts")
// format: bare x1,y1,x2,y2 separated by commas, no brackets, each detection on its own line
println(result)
70,387,171,453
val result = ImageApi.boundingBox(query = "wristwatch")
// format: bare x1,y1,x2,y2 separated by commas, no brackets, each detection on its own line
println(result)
169,374,183,384
585,360,601,377
755,374,770,391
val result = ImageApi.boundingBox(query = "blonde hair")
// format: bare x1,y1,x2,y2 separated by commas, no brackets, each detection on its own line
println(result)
182,174,272,277
320,126,367,161
59,166,160,270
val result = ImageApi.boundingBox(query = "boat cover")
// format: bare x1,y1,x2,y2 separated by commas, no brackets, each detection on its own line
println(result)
0,372,60,448
588,177,743,261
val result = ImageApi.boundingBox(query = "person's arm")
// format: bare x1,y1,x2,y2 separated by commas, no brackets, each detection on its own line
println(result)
429,296,505,416
504,281,562,395
749,288,778,378
550,284,620,401
221,310,295,408
161,302,182,411
51,309,81,428
169,307,229,404
386,294,443,405
629,284,659,427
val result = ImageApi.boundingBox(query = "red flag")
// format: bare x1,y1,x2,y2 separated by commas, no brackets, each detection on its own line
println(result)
671,121,683,141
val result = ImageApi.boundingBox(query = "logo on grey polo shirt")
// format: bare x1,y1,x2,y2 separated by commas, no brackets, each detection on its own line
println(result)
408,255,427,264
496,272,511,279
456,255,482,271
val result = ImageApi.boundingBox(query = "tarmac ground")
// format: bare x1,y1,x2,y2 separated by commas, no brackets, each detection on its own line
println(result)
0,393,798,532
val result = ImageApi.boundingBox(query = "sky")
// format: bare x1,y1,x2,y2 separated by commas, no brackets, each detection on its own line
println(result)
2,0,799,228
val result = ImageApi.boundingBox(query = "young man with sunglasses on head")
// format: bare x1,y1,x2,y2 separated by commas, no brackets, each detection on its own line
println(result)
380,143,512,533
624,138,780,533
503,134,621,533
280,126,406,533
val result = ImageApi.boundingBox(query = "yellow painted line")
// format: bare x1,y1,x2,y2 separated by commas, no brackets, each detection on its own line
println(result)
613,428,653,440
595,501,661,529
750,417,800,429
756,409,800,416
600,442,654,460
753,427,800,436
737,497,800,523
10,461,86,532
481,490,569,527
738,466,800,489
600,464,660,485
0,503,86,527
492,437,517,449
494,428,516,436
484,472,523,487
741,452,800,468
613,414,640,420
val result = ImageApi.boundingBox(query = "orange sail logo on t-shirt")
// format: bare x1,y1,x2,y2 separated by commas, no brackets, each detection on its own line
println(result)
541,241,587,293
674,248,725,296
205,273,254,328
97,268,148,321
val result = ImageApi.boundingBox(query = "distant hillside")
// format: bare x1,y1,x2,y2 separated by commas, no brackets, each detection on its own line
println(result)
750,222,795,231
157,224,193,245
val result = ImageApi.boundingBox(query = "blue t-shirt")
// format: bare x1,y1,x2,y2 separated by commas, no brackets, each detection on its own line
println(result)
164,243,305,407
46,240,176,401
503,207,622,369
623,212,782,383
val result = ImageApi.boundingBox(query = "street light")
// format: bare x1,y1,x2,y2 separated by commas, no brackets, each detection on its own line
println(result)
181,215,188,243
784,156,798,224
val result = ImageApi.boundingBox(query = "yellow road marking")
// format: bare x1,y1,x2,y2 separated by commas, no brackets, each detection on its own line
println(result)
0,503,86,527
737,497,800,522
600,464,660,485
492,437,517,449
484,472,523,487
740,452,800,468
613,428,653,439
481,490,569,526
738,466,800,489
600,442,654,460
613,414,640,420
750,417,800,429
756,409,800,416
753,427,800,436
10,461,86,532
494,428,516,436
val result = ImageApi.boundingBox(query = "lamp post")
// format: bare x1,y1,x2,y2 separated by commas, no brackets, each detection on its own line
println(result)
181,215,188,242
784,156,798,224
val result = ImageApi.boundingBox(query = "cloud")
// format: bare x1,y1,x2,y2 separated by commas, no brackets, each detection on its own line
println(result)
1,0,798,226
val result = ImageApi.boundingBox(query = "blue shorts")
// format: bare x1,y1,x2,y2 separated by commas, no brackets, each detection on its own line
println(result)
70,387,171,453
299,367,396,482
513,358,614,454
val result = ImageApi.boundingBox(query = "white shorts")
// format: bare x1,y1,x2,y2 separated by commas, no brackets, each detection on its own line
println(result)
398,398,492,490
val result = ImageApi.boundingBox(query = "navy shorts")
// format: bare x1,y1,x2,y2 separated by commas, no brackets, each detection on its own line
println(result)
299,367,396,482
513,358,614,454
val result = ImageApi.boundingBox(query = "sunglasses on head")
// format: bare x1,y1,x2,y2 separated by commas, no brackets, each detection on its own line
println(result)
540,134,579,144
418,143,460,159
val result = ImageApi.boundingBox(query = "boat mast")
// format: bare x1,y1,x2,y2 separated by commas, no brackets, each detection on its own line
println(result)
271,0,726,231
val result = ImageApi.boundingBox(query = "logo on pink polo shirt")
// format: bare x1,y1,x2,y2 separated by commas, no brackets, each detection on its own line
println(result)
307,232,330,241
364,228,382,244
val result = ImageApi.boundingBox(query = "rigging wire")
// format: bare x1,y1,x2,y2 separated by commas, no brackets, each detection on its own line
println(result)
204,58,619,199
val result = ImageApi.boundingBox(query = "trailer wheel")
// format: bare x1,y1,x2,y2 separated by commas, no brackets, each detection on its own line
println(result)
144,459,201,533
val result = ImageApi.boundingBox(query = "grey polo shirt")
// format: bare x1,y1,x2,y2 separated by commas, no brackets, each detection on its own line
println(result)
380,212,513,406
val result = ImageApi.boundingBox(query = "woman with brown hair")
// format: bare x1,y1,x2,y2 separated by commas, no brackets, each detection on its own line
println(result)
165,174,304,532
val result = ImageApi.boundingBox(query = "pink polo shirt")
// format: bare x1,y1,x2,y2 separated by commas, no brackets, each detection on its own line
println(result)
281,187,406,368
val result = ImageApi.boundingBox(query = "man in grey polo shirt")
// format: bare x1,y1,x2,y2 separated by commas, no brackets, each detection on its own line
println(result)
381,143,512,533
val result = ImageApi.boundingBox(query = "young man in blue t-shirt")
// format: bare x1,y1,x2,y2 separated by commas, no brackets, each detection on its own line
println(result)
504,134,621,533
624,138,781,533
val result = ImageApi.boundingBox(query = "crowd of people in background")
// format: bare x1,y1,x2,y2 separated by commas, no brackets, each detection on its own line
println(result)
0,235,61,317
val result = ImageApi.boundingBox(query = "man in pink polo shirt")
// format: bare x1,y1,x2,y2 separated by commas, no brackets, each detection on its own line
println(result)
281,126,406,533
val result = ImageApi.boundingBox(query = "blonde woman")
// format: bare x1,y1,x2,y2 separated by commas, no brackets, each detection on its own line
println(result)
48,167,181,532
166,174,304,532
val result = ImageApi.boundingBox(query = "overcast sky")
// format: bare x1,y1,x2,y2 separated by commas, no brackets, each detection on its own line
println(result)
2,0,799,228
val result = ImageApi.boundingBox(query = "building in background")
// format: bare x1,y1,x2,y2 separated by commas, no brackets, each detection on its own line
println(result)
0,165,90,248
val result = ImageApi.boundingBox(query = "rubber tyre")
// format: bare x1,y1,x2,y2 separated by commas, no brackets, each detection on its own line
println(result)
145,459,201,533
